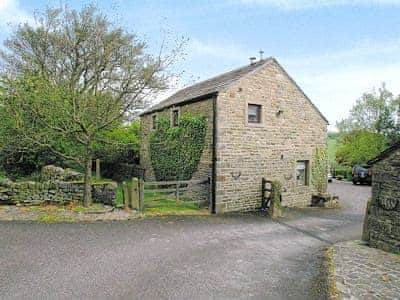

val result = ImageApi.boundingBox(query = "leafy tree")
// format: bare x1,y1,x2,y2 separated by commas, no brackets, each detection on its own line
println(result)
336,83,400,143
335,130,388,166
0,5,184,206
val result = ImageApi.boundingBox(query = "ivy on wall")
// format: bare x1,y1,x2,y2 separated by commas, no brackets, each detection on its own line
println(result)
312,146,328,194
149,114,207,181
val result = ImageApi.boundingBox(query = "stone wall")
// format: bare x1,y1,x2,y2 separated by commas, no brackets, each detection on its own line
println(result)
0,179,117,206
215,60,327,212
140,98,213,181
0,166,117,206
365,150,400,254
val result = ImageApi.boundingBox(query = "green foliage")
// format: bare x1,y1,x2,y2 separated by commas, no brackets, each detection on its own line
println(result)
312,146,328,194
336,83,400,143
334,167,352,181
335,130,388,166
327,133,337,165
149,114,207,181
0,4,183,205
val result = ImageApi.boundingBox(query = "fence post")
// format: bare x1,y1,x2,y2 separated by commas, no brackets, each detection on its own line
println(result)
122,181,130,210
261,178,266,209
139,178,144,212
131,177,139,210
95,159,101,180
270,180,282,218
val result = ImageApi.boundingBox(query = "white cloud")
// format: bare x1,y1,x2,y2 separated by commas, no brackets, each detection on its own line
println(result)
281,39,400,130
186,37,400,131
237,0,400,10
188,38,252,62
0,0,33,33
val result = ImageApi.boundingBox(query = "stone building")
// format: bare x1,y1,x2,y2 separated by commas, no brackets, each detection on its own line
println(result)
364,141,400,254
140,57,328,213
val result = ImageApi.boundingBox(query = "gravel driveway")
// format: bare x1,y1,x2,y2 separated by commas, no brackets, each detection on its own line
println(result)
0,181,371,299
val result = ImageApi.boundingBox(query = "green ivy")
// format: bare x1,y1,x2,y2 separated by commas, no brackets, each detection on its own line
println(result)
149,114,207,181
312,146,328,194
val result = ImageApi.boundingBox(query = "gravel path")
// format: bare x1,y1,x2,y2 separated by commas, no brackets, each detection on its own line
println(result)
0,180,371,299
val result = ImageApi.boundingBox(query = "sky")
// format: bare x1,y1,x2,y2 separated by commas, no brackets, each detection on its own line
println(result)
1,0,400,130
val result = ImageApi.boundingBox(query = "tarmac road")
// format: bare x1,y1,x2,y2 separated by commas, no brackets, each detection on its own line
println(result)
0,180,371,299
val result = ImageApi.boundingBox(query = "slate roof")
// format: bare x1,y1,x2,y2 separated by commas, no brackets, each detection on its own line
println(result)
140,57,328,123
368,141,400,165
141,58,273,115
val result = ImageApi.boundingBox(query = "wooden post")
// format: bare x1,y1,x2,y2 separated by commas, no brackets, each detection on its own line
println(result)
131,177,139,210
139,179,144,212
95,159,101,180
270,181,282,218
122,181,130,210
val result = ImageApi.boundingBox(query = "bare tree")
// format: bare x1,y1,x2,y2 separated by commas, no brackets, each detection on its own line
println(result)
0,5,185,206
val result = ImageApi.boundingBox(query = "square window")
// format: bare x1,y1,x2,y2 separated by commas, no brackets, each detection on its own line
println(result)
296,161,309,186
248,104,262,124
152,114,157,129
172,109,179,127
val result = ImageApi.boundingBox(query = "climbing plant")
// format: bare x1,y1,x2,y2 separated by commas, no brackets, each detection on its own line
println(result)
312,146,328,195
149,114,207,181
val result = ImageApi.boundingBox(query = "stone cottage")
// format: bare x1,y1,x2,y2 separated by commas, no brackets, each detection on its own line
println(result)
140,57,328,213
364,141,400,254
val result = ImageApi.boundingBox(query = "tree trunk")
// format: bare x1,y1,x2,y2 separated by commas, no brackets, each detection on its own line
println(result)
83,155,93,207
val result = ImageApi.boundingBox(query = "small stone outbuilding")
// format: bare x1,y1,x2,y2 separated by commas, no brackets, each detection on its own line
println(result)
364,141,400,254
140,57,328,213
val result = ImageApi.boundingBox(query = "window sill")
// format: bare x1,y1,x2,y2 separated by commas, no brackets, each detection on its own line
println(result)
246,122,265,128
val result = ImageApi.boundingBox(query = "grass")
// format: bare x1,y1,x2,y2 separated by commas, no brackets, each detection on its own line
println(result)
144,198,207,215
36,215,76,222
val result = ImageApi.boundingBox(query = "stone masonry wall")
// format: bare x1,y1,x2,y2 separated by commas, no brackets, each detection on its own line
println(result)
0,179,117,206
366,150,400,254
140,98,213,181
215,60,327,213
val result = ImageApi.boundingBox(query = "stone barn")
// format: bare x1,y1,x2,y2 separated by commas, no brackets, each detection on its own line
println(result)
364,141,400,254
140,57,328,213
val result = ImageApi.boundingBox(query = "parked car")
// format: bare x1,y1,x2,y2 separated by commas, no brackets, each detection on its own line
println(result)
328,173,333,182
352,165,372,185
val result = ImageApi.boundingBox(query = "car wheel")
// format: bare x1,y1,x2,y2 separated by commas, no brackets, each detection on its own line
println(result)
352,180,357,185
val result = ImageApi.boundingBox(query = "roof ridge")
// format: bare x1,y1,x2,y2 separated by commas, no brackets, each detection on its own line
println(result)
178,57,273,92
140,57,274,115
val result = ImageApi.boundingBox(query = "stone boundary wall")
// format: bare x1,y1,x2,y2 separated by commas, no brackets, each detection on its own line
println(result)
0,179,117,206
364,150,400,254
0,166,117,206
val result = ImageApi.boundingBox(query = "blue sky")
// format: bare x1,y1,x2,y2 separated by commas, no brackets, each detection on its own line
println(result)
1,0,400,130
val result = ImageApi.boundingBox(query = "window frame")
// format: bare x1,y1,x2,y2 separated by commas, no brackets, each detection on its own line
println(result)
171,108,180,127
151,114,157,130
295,160,309,186
245,101,264,126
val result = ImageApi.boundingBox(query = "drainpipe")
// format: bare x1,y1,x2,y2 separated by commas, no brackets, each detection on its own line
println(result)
211,94,218,214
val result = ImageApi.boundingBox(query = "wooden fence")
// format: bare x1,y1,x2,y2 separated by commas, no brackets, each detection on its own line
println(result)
122,178,210,211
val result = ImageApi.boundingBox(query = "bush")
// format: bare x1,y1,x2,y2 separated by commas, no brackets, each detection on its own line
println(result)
334,167,352,181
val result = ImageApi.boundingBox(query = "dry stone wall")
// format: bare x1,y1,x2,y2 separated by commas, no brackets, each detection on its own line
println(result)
365,150,400,254
0,166,117,206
